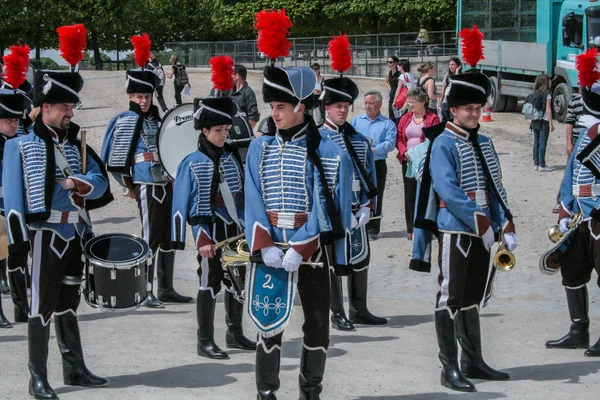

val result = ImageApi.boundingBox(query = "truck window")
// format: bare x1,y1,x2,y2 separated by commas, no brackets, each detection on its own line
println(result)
563,12,584,49
587,7,600,47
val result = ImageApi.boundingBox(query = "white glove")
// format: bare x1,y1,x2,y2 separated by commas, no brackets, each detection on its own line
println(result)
502,233,517,252
350,213,358,230
355,207,371,228
481,227,495,252
559,217,572,234
282,248,303,272
261,246,284,269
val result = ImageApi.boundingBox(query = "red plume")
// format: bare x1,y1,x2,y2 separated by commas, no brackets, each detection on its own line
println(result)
56,24,88,67
2,44,30,89
210,56,235,92
254,9,293,60
131,33,152,68
328,34,352,74
577,48,600,88
459,25,485,67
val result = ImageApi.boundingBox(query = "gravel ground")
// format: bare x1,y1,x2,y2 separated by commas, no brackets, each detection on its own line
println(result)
1,69,599,400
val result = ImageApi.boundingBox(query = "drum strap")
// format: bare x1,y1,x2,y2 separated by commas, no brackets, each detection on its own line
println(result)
219,169,241,229
53,145,92,226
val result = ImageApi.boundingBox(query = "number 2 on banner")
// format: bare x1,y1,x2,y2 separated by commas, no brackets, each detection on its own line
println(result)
262,274,274,290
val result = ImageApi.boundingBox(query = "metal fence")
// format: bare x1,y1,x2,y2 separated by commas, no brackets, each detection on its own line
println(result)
163,31,457,80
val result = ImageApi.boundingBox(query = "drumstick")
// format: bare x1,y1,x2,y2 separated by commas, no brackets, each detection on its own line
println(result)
81,130,87,174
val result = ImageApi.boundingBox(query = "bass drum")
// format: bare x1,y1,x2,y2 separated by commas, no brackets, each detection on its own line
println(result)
157,103,198,181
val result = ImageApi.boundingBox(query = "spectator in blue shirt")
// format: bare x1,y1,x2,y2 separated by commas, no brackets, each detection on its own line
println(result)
351,90,398,238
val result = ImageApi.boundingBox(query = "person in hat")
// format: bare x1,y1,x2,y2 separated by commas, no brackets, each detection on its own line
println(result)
170,95,256,360
101,34,192,307
3,25,113,399
319,35,386,332
409,26,515,392
545,48,600,358
247,10,353,399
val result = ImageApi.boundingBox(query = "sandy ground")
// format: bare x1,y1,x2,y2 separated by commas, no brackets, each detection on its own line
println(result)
1,69,600,400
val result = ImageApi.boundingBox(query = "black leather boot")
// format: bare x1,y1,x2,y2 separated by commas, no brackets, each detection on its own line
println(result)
546,286,590,349
8,253,30,322
0,297,12,328
435,309,476,392
585,337,600,356
456,307,510,380
54,312,107,387
28,317,57,399
256,340,281,399
348,269,387,325
197,290,229,359
144,253,164,308
299,345,328,400
330,271,355,331
0,258,10,294
157,248,193,303
224,290,256,350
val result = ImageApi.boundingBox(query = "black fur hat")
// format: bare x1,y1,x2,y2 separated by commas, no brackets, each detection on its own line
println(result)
446,71,491,108
193,97,236,131
0,88,30,119
126,68,160,94
581,85,600,117
33,70,83,107
321,77,359,106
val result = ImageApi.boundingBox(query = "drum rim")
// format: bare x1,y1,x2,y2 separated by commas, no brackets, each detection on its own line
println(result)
84,233,151,269
157,102,195,181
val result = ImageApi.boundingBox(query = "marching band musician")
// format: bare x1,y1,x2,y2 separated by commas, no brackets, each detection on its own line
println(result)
319,34,387,331
101,34,192,307
409,27,515,392
247,10,352,398
170,93,256,358
546,49,600,357
3,26,113,399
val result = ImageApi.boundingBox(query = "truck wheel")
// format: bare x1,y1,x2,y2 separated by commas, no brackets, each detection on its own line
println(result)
487,76,507,112
553,83,570,123
504,96,518,112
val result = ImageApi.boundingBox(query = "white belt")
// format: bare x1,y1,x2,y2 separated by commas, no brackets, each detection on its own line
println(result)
572,184,600,197
46,210,82,224
134,152,159,164
473,189,488,206
275,212,297,229
352,179,361,192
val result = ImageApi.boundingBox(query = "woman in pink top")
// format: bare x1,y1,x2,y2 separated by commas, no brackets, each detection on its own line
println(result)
396,89,440,239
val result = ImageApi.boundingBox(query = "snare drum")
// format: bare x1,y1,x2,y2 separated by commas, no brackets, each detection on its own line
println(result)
83,233,151,312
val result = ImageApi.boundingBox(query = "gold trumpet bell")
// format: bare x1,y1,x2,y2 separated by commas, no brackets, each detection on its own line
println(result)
548,225,562,243
493,242,515,272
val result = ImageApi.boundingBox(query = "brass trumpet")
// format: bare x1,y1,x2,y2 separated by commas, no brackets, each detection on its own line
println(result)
493,242,515,272
221,239,323,268
548,213,582,243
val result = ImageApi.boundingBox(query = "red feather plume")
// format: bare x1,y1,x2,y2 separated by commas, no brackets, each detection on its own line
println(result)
131,33,152,68
459,25,485,67
577,48,600,88
2,44,30,89
56,24,88,67
328,34,352,74
254,9,293,60
210,56,235,92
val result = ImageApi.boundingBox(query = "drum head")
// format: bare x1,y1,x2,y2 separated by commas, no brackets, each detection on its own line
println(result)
157,103,198,180
84,234,150,266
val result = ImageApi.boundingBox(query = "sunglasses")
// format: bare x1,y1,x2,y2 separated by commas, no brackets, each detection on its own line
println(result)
387,61,395,64
312,67,320,70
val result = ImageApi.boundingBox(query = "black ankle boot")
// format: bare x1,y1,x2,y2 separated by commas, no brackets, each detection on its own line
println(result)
54,312,107,387
8,253,30,322
28,317,57,399
224,290,256,350
546,286,590,349
330,271,355,331
157,248,192,303
144,254,164,308
456,307,510,381
197,290,229,359
348,269,387,325
435,309,476,392
299,345,328,400
0,298,12,328
256,339,281,399
585,337,600,357
0,258,10,294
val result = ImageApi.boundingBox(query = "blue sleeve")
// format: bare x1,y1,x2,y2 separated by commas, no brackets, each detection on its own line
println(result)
484,139,514,234
362,142,377,209
171,160,192,248
101,116,129,188
334,153,354,267
430,139,490,236
70,155,108,200
409,228,432,273
559,142,578,219
373,120,397,157
3,140,30,253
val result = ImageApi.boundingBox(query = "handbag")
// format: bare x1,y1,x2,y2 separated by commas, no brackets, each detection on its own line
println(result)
394,84,408,109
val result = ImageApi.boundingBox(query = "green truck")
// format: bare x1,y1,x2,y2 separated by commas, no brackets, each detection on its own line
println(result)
458,0,600,121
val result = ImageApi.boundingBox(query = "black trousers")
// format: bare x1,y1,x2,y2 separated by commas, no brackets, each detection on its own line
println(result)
197,219,238,296
134,183,173,254
401,160,418,234
435,233,491,311
259,263,330,350
174,83,185,105
155,85,168,112
367,160,387,234
561,219,600,288
30,230,84,323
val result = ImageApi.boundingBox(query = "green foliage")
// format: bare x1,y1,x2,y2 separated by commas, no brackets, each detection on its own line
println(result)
39,57,67,70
